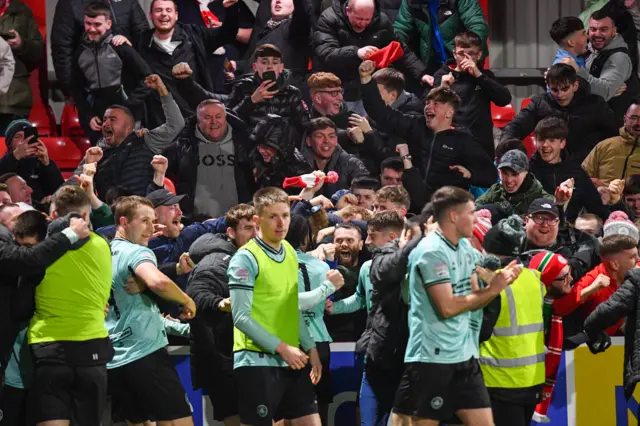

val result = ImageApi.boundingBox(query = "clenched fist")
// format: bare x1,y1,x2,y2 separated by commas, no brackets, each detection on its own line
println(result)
326,269,345,291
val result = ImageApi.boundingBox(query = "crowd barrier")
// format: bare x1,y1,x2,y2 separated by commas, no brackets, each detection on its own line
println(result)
168,337,638,426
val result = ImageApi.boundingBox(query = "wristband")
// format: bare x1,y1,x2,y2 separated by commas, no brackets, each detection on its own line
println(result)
401,154,412,160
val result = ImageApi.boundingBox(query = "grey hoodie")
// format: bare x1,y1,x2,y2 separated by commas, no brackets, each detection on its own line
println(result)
580,34,633,101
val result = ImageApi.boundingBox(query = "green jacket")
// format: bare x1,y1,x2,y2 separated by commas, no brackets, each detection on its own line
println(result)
0,0,44,116
393,0,488,73
476,174,553,216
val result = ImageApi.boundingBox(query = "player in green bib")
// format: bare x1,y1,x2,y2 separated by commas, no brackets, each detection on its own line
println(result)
392,186,523,426
27,185,112,426
228,187,321,426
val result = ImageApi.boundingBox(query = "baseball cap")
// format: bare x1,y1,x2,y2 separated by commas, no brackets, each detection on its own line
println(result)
527,198,559,218
498,149,529,173
146,189,186,208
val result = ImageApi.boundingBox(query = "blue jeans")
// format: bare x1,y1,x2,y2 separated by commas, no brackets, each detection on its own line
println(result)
359,364,401,426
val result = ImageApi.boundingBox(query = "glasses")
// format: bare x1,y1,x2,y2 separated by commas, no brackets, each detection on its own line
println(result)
553,272,571,283
454,51,480,59
529,215,560,226
316,89,344,98
626,115,640,123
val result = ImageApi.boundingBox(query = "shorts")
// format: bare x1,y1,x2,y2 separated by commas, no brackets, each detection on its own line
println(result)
392,358,491,422
204,369,239,422
1,385,28,426
29,362,107,424
235,365,318,425
314,342,333,405
107,348,192,423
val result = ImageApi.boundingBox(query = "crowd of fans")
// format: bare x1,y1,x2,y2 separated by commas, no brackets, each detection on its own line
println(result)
4,0,640,425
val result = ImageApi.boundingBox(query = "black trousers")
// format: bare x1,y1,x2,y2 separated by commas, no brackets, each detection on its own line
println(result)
490,397,537,426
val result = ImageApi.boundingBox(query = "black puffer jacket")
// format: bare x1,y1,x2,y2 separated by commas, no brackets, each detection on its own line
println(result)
187,233,236,389
362,80,497,197
163,114,255,218
0,229,74,385
584,269,640,399
529,151,610,221
358,236,421,370
313,0,426,101
226,70,310,138
251,115,313,191
500,82,619,163
51,0,149,93
300,141,370,197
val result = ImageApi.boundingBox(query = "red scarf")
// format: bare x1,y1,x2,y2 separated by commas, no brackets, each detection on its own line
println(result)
195,0,219,28
533,307,564,423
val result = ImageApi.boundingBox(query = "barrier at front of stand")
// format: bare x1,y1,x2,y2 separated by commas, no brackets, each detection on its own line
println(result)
169,338,640,426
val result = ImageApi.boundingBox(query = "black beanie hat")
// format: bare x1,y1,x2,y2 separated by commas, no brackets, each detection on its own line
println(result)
4,119,33,149
482,215,525,257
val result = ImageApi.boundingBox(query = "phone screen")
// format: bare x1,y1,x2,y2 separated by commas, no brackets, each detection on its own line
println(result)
24,127,38,144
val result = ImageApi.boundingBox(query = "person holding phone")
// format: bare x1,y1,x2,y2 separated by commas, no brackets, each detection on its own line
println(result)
227,43,310,140
0,120,64,209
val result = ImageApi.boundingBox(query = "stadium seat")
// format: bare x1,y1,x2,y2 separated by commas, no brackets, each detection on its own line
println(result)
520,98,532,110
60,103,84,137
0,138,7,157
40,137,83,170
72,137,91,155
164,177,176,194
491,103,515,128
28,103,56,137
523,134,536,158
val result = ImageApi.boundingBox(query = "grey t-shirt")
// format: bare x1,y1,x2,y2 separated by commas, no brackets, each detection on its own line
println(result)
193,126,239,218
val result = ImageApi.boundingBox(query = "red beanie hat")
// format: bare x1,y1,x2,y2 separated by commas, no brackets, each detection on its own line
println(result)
529,251,569,287
368,41,404,68
473,209,492,244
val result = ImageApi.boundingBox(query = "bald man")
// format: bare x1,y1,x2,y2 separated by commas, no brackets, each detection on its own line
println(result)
73,75,185,200
313,0,429,114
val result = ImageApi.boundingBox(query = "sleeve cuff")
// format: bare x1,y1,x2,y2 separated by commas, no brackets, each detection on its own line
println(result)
62,228,79,244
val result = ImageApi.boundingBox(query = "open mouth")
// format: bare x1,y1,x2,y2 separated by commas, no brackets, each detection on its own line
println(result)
338,250,353,264
425,112,436,119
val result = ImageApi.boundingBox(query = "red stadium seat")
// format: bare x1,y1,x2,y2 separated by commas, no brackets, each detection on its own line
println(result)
164,177,176,194
520,98,532,110
523,134,537,158
40,137,83,170
28,103,56,137
61,170,75,180
72,137,91,155
0,138,7,157
491,103,515,128
60,103,84,137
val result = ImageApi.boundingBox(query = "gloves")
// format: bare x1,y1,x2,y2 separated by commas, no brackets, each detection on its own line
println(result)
586,330,612,354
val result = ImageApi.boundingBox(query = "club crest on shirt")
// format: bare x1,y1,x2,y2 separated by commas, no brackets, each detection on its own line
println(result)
435,264,448,278
236,268,250,282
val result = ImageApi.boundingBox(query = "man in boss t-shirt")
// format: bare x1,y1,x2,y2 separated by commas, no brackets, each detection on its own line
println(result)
106,195,197,425
28,185,111,426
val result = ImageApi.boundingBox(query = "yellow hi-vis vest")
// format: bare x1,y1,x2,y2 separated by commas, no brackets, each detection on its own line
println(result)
233,239,300,353
479,268,546,389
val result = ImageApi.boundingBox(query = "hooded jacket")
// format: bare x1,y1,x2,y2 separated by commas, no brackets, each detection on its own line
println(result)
251,115,313,191
361,79,497,196
300,141,370,197
584,269,640,399
358,236,422,370
226,70,310,139
71,31,151,122
163,113,255,218
476,173,553,218
530,151,610,221
313,0,426,101
51,0,149,94
434,59,512,158
187,233,237,388
500,81,619,163
582,127,640,185
0,0,44,116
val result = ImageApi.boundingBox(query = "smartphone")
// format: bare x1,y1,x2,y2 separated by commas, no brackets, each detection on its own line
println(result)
262,70,277,83
24,126,38,144
0,32,15,40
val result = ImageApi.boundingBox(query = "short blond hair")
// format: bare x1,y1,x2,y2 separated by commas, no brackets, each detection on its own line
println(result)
253,187,289,216
114,195,154,224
